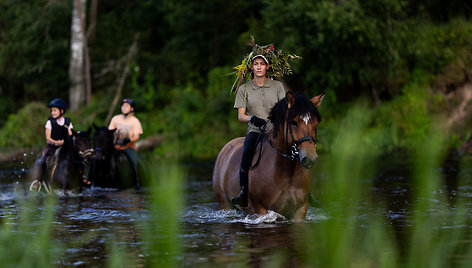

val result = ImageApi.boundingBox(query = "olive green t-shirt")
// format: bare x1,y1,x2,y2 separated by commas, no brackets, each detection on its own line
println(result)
234,79,286,133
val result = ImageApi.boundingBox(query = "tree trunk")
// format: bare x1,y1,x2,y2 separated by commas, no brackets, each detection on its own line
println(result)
88,0,98,43
68,0,87,112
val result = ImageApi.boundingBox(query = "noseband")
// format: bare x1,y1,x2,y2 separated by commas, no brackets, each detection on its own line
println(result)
79,148,94,159
72,136,94,162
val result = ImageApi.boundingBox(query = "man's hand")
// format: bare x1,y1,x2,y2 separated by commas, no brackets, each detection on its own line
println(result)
122,137,131,145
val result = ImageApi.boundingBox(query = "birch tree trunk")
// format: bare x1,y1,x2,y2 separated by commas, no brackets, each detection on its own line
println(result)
68,0,87,112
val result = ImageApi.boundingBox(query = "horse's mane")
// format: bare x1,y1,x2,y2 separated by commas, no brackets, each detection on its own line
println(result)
269,92,322,138
94,126,114,139
94,125,110,134
76,130,90,139
58,135,75,159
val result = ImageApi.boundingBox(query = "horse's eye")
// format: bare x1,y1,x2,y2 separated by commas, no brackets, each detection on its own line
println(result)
291,121,298,127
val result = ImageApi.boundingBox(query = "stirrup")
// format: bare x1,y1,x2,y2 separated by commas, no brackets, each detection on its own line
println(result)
42,181,52,194
29,180,42,192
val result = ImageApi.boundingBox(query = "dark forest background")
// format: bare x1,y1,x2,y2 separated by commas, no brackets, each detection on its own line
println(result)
1,0,472,158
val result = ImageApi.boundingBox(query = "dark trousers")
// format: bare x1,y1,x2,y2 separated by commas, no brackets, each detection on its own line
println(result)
122,148,140,187
123,148,137,167
239,132,259,187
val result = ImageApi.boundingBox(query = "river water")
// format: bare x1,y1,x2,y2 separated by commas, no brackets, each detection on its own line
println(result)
1,153,472,266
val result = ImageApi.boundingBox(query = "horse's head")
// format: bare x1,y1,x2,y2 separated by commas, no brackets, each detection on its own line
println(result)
93,124,116,160
73,128,93,162
269,91,324,169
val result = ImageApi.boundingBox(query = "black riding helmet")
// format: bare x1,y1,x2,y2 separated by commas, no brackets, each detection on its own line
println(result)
48,98,67,113
121,98,136,110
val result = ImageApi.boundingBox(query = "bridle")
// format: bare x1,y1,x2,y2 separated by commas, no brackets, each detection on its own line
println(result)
268,113,317,161
79,148,94,160
72,135,94,162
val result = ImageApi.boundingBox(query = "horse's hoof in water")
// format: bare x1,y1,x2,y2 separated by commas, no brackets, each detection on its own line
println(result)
29,180,42,192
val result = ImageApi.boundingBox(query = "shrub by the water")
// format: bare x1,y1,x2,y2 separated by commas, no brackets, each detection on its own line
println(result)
0,102,49,150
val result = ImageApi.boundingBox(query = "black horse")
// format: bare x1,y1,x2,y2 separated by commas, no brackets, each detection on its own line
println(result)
86,125,139,189
30,129,93,193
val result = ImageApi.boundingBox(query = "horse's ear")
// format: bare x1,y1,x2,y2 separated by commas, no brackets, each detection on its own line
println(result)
311,93,325,108
286,91,295,109
93,123,98,131
86,126,92,135
72,129,78,137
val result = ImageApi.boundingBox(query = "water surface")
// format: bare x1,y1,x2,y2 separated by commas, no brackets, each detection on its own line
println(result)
1,154,471,266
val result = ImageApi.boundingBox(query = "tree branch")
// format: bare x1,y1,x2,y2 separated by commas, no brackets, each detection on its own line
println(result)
104,33,139,125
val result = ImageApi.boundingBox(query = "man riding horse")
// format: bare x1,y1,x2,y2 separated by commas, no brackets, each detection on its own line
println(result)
108,98,143,184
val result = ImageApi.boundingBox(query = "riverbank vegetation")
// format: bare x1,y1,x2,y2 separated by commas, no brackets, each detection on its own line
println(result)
1,0,472,159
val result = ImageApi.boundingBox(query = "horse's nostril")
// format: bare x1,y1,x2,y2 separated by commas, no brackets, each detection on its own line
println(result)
301,157,316,169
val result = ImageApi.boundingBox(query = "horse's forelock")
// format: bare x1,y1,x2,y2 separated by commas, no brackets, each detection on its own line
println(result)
288,93,321,123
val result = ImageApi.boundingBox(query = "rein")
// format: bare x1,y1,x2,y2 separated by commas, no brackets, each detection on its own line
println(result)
249,125,267,170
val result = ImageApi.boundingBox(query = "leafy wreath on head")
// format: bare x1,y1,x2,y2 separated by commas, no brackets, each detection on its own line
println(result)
231,36,302,93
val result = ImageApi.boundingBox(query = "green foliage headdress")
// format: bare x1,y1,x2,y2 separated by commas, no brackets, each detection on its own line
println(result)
231,36,301,93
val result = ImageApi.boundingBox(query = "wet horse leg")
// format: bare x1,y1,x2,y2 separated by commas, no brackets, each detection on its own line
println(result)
293,202,309,221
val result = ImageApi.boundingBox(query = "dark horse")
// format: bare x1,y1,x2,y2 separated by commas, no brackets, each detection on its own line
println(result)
213,92,324,220
30,129,93,193
87,125,139,189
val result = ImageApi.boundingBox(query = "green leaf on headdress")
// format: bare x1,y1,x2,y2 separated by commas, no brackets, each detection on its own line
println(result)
230,37,301,93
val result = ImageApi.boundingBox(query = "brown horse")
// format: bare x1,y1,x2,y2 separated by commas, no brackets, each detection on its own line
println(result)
213,91,324,220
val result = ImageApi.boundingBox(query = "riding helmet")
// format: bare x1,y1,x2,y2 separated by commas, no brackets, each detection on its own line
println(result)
121,98,136,110
48,98,67,112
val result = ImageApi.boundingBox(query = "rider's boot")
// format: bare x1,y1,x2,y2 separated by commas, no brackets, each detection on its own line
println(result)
231,170,248,207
